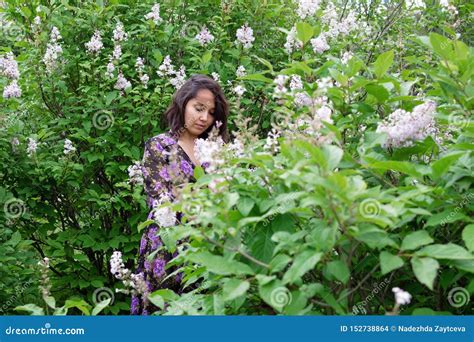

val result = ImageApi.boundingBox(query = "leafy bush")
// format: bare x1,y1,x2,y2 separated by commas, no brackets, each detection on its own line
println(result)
0,0,472,315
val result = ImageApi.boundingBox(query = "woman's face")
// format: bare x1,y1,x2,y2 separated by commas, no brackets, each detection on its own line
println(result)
183,89,216,137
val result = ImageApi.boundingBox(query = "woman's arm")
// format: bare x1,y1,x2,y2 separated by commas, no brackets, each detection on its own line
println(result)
141,136,174,209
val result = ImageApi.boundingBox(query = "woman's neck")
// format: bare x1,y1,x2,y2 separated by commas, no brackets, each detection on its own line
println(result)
178,129,197,145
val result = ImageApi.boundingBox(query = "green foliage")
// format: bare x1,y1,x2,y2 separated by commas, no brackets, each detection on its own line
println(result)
0,0,472,316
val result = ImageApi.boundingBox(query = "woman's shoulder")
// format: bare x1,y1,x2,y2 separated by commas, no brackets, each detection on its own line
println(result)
145,131,178,150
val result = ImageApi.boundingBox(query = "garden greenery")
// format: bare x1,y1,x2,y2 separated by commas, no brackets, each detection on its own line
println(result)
0,0,472,315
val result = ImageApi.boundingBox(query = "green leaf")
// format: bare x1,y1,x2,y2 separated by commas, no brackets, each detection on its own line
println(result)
269,254,291,273
411,257,439,290
429,33,453,60
401,231,434,251
368,161,424,178
64,299,91,315
257,276,291,313
201,51,212,65
91,298,111,315
14,304,45,315
237,197,255,216
326,260,350,284
372,50,394,78
380,251,404,275
431,152,464,179
295,22,313,44
137,219,155,233
241,73,273,83
43,295,56,309
194,166,205,179
283,250,322,284
222,279,250,301
188,252,254,275
148,293,165,309
416,243,474,260
462,224,474,252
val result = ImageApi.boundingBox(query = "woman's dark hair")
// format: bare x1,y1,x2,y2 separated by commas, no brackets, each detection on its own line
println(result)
164,74,230,143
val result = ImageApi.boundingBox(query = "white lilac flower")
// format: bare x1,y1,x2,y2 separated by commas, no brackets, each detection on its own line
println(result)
0,52,20,79
128,161,144,185
3,80,21,99
315,105,333,124
50,26,61,42
156,55,175,77
112,44,122,60
31,16,41,32
317,77,333,92
139,74,149,88
294,92,312,107
43,43,63,73
236,23,255,49
211,72,220,82
284,26,303,54
114,72,132,92
85,30,104,54
144,4,163,25
392,287,412,305
153,206,176,227
113,21,128,42
311,34,330,54
195,26,215,46
290,75,303,91
43,28,63,73
228,137,245,158
341,51,353,65
376,101,438,148
194,135,225,173
264,128,281,153
110,251,130,280
406,0,425,9
338,11,358,36
233,84,246,97
105,62,115,78
27,137,38,157
273,75,289,94
236,65,246,78
295,0,321,20
135,57,145,72
170,65,186,90
63,138,76,155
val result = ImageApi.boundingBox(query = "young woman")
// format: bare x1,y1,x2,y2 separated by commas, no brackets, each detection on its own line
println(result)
131,74,230,315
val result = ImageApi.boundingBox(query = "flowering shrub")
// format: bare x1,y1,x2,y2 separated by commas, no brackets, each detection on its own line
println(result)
0,0,472,315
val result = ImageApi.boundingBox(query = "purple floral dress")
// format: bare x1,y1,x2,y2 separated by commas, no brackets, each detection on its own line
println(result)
131,130,198,315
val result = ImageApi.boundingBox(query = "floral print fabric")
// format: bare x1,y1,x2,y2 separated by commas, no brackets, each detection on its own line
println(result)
131,130,197,315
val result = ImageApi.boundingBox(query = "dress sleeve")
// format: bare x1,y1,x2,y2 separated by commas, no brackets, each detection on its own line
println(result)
141,137,174,209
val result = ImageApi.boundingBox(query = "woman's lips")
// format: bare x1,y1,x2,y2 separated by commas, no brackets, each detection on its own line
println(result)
195,123,206,130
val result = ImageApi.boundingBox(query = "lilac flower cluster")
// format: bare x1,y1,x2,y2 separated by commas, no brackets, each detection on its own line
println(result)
195,26,215,46
376,101,439,148
0,52,21,99
43,26,63,73
85,30,104,55
236,23,255,49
